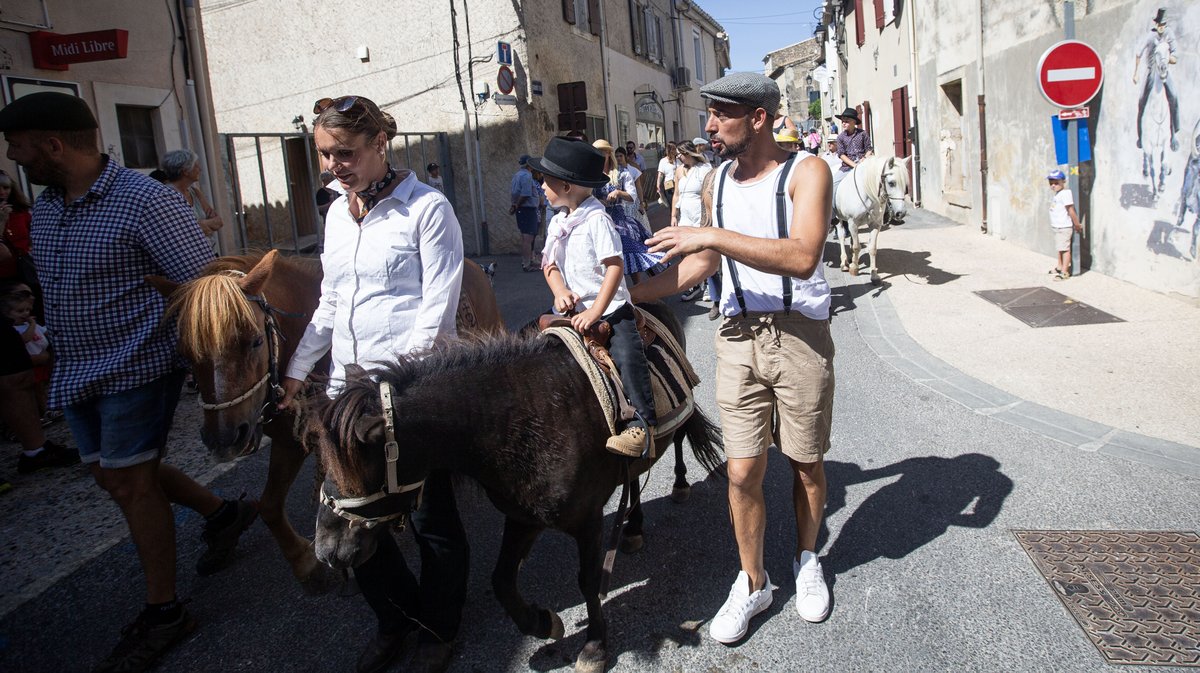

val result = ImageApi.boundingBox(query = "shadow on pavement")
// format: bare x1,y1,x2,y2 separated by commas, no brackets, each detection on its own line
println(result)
820,454,1014,578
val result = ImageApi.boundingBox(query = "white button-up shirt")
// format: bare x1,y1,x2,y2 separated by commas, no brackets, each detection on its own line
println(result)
287,170,463,392
541,196,629,314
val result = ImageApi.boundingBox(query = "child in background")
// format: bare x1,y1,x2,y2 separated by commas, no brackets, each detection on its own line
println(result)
2,282,57,424
1046,169,1083,280
534,136,658,457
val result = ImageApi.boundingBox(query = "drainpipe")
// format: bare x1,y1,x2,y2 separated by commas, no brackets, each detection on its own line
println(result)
449,0,484,254
181,0,229,253
597,0,613,140
462,0,488,255
906,0,921,206
976,0,988,234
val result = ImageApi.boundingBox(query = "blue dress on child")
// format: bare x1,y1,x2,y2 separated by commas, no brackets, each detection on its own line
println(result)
594,170,662,275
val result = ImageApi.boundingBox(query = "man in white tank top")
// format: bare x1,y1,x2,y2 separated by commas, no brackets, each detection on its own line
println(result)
631,72,836,643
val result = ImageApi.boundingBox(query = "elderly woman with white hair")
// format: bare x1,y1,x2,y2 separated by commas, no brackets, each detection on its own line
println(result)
161,149,223,239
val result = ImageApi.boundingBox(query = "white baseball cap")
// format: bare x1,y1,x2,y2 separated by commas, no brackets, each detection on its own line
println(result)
692,136,708,146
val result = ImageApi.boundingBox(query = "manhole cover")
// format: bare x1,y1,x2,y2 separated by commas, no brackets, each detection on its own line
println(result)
974,287,1124,328
1014,530,1200,666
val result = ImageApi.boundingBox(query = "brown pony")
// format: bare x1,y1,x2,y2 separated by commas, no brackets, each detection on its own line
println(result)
149,250,502,591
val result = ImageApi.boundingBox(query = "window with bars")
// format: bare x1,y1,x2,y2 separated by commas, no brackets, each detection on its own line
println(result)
116,105,157,169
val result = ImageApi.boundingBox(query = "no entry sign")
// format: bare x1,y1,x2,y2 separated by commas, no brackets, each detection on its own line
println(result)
1037,40,1103,109
497,65,514,95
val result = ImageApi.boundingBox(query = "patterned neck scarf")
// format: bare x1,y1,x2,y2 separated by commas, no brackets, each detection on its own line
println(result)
353,164,397,223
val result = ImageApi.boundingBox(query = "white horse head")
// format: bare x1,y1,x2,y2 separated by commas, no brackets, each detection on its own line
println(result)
880,156,909,222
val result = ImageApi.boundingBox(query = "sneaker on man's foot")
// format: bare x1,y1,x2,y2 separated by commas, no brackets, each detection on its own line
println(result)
17,441,79,474
196,495,258,576
93,608,196,673
793,550,830,623
680,285,702,302
605,425,648,457
709,570,772,644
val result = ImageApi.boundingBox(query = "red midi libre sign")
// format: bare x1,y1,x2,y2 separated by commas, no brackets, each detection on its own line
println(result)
29,30,129,71
1037,40,1103,109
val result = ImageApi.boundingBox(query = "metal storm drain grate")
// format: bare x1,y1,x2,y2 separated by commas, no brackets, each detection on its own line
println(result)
1014,530,1200,666
974,287,1124,328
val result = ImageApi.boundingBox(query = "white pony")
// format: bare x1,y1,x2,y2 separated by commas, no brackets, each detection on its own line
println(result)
832,155,910,284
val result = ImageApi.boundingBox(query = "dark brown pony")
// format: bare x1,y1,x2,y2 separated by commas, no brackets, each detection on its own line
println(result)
149,250,502,590
310,302,722,673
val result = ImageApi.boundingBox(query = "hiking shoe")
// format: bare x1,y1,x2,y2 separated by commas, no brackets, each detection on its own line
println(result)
709,570,772,644
606,425,648,457
93,608,196,673
196,495,258,576
17,441,79,474
794,551,830,623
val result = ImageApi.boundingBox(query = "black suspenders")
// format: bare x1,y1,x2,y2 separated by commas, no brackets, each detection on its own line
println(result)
714,152,798,317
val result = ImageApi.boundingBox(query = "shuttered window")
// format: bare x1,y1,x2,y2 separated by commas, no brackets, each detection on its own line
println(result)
874,0,885,29
562,0,575,24
854,0,865,46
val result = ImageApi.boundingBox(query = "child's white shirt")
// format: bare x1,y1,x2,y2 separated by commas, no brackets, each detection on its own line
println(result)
542,196,630,314
14,322,48,356
1049,188,1074,229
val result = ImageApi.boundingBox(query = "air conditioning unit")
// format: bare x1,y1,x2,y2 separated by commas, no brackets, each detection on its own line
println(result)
672,66,692,91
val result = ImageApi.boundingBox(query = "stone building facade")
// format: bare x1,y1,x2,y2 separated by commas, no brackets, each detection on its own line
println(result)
763,38,823,131
0,0,229,250
820,0,1199,298
199,0,728,256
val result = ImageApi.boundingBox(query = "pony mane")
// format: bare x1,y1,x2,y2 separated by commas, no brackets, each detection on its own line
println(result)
859,155,885,199
316,333,554,493
168,271,259,361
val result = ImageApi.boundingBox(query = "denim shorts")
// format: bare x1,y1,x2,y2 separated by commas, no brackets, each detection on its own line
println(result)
65,370,186,469
515,207,540,235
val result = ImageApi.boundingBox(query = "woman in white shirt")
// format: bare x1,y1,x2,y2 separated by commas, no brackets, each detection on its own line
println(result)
672,141,713,301
656,142,678,207
278,95,466,672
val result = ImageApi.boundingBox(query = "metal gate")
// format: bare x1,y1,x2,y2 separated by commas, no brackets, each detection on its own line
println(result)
218,131,454,254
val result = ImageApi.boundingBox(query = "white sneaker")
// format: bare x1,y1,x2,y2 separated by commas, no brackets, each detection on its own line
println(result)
793,551,830,622
709,571,773,644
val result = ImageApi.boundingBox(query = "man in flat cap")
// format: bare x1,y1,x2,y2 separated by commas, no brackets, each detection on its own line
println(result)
631,71,836,642
0,92,257,673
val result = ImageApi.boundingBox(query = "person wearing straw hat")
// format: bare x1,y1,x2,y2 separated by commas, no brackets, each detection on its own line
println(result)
631,71,836,643
774,126,801,153
592,139,662,282
533,136,658,457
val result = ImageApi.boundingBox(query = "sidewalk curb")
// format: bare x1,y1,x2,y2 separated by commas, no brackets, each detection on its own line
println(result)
840,272,1200,479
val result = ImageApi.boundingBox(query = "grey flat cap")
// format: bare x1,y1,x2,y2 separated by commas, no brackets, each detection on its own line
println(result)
700,72,781,114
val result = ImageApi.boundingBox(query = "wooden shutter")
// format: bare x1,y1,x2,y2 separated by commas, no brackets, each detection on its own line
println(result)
874,0,885,29
562,0,575,24
629,1,642,54
587,0,601,35
892,86,913,190
854,0,865,46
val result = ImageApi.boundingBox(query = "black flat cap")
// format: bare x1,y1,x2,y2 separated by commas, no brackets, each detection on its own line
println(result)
0,92,98,132
700,72,781,115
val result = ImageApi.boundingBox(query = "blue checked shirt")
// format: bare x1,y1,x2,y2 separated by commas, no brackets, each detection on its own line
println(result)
835,128,874,172
30,156,215,408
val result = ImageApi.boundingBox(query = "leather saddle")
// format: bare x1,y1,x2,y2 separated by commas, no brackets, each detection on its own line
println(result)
536,309,653,375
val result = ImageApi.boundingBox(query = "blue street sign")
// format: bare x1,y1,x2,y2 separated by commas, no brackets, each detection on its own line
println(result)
497,41,513,66
1051,115,1091,164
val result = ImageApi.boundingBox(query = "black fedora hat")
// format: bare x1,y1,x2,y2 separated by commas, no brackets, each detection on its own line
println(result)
528,137,609,189
835,107,861,123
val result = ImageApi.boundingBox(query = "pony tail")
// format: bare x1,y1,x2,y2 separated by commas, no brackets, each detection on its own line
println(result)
682,408,724,476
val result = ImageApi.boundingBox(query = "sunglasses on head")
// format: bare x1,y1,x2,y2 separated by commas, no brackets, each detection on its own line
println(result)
313,96,362,115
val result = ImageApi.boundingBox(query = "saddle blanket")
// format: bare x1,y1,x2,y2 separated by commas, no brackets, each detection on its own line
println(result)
541,308,701,449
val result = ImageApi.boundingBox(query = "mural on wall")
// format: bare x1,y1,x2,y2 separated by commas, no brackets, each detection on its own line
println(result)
1101,2,1199,295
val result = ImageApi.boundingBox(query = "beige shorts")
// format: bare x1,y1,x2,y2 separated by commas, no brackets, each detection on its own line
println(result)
1054,227,1073,252
714,312,835,464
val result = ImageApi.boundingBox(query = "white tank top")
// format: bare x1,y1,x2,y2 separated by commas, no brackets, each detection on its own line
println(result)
676,163,712,227
712,153,831,320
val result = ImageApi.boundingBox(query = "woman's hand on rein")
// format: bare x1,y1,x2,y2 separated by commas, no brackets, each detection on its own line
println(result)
278,377,304,410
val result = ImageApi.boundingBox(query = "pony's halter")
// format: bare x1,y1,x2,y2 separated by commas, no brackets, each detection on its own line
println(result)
195,271,298,439
320,380,426,529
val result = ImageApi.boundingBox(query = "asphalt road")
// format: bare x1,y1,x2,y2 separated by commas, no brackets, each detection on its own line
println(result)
1,246,1196,673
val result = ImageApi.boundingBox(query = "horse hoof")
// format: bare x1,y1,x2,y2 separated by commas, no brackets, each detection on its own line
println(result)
840,264,849,272
871,274,881,286
547,611,565,640
619,534,644,554
574,641,608,673
670,485,690,503
849,267,859,276
299,561,344,596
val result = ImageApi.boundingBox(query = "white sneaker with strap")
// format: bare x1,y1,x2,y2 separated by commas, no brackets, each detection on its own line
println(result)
793,550,830,622
709,570,773,644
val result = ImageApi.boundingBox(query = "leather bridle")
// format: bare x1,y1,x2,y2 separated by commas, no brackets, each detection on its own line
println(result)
320,381,426,529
